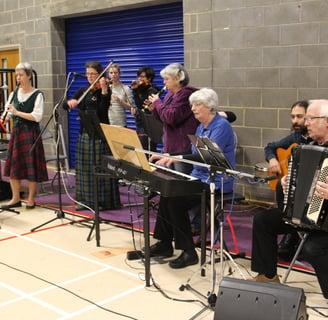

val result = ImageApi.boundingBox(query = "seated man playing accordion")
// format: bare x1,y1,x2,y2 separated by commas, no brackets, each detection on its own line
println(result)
251,99,328,300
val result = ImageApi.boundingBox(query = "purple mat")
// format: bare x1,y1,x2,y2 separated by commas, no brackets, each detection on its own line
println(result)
35,184,254,254
32,181,313,273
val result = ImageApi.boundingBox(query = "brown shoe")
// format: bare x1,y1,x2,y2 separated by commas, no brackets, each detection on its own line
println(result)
252,274,280,283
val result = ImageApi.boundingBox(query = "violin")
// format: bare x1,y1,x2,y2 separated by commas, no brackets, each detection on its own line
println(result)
90,77,112,92
76,61,113,105
131,79,152,92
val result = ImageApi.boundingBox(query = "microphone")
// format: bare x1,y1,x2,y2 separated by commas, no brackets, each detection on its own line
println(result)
73,72,87,79
254,175,278,183
264,175,278,181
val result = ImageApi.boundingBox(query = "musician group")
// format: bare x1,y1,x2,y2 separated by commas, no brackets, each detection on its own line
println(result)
1,61,328,300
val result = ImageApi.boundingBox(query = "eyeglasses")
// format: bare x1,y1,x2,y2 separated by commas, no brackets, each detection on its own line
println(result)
304,116,327,122
86,72,98,76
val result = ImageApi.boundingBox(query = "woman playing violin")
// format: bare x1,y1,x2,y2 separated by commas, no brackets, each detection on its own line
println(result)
66,61,120,211
108,63,135,127
131,66,161,151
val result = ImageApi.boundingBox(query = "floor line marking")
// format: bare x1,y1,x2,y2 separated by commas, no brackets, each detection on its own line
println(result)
0,281,69,316
58,285,145,319
0,228,139,279
0,266,112,308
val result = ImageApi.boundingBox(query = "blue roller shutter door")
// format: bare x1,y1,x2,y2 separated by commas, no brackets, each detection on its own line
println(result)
65,2,183,168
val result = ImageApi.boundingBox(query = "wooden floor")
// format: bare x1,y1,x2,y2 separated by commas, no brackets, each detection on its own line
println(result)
0,197,327,320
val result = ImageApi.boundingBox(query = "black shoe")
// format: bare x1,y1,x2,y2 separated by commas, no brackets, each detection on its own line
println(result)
169,250,199,269
25,203,36,209
148,241,173,258
1,201,22,210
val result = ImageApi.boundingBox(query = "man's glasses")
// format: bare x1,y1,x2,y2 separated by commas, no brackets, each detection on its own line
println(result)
304,116,327,122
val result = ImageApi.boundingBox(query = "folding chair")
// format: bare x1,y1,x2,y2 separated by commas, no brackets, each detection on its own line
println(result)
282,231,309,283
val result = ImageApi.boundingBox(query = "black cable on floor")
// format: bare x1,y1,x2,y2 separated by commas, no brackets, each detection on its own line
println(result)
0,261,139,320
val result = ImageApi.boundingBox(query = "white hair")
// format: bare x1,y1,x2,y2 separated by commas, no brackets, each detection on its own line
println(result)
309,99,328,117
160,63,189,86
15,62,33,76
189,88,219,114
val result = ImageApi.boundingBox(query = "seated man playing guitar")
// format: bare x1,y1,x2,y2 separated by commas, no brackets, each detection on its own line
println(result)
264,100,312,259
265,100,311,183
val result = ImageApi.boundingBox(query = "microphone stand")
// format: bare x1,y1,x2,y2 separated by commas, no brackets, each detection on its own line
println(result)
31,73,88,232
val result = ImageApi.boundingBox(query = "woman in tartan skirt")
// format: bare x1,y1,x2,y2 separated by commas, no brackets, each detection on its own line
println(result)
66,61,121,211
0,62,48,210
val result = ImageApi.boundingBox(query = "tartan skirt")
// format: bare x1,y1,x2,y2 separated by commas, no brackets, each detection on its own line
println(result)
75,132,121,209
4,124,48,182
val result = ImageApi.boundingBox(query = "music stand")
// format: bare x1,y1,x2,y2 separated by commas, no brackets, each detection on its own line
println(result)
78,109,106,142
181,135,245,316
99,124,159,286
77,109,113,240
139,111,163,145
100,124,154,172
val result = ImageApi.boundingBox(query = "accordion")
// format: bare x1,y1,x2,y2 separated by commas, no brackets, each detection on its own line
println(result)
283,144,328,231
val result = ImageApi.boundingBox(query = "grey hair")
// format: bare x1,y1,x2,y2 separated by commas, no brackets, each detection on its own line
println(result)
160,63,189,86
15,62,33,76
189,88,219,114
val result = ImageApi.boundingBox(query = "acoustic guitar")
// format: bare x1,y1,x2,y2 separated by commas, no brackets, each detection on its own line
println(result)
268,143,299,190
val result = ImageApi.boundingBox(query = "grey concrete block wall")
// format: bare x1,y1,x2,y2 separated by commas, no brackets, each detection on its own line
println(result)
1,0,328,202
185,0,328,202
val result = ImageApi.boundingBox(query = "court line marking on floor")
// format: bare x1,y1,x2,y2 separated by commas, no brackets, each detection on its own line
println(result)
58,285,145,319
0,266,109,308
0,281,69,316
0,228,148,317
0,228,139,279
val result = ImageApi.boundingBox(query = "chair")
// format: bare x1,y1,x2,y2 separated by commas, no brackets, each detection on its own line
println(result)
233,130,239,155
281,231,310,283
40,124,72,192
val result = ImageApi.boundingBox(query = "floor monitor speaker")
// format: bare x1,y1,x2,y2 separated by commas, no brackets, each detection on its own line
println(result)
214,277,308,320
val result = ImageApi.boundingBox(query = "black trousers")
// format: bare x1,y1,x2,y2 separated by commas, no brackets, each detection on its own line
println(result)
302,231,328,298
251,207,328,298
251,208,292,276
153,194,201,251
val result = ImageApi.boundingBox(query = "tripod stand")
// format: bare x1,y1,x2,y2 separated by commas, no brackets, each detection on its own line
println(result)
76,109,113,241
30,105,77,232
31,73,86,232
179,136,257,318
180,171,246,318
